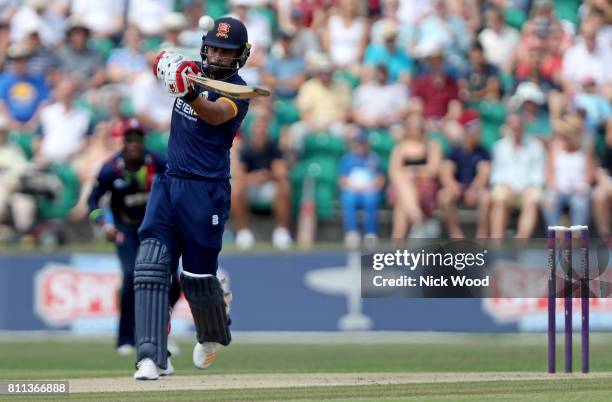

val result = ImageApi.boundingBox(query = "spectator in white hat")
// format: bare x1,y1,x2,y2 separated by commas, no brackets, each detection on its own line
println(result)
510,81,552,141
159,12,190,53
415,0,471,76
411,39,461,124
56,17,106,90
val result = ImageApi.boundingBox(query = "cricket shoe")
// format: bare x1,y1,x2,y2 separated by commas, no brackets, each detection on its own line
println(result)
193,342,221,369
160,357,175,376
134,358,160,380
133,357,174,380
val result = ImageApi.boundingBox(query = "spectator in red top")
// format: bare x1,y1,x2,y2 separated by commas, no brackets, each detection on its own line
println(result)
411,40,461,125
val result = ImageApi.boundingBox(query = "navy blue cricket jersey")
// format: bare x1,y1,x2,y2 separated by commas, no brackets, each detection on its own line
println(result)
88,151,167,227
167,72,250,179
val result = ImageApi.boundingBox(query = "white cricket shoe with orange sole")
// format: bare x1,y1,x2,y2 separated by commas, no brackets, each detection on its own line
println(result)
193,342,221,369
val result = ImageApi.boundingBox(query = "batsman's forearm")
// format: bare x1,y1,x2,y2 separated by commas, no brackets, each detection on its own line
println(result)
186,96,233,126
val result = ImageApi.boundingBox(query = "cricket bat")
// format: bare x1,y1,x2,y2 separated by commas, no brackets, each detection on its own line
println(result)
296,175,317,249
187,74,270,99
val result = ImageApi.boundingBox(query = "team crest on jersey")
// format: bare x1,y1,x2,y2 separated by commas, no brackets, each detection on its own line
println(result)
216,22,230,39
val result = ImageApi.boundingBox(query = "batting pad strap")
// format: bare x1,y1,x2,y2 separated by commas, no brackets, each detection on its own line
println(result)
134,238,172,369
181,271,231,346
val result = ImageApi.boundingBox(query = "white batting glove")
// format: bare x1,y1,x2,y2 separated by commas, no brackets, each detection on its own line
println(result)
153,50,201,98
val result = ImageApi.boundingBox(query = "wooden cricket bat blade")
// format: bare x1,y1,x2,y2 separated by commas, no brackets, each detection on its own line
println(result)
187,74,270,99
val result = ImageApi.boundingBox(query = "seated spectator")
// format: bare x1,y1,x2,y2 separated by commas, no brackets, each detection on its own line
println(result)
287,54,351,151
127,0,172,37
513,35,559,96
543,115,595,228
438,111,491,239
176,2,206,49
592,118,611,239
106,24,148,90
478,8,520,73
388,114,442,240
363,21,414,84
0,113,36,237
522,0,572,51
10,0,65,48
21,20,57,78
35,80,91,164
572,77,611,137
411,40,462,126
262,30,307,100
232,116,292,250
351,65,409,130
561,17,612,95
510,82,551,141
0,44,49,131
229,0,273,53
158,12,189,53
323,0,368,73
369,0,416,54
461,42,500,107
56,17,106,90
70,0,126,39
338,128,385,248
415,0,471,76
490,113,546,239
396,0,432,26
285,8,321,58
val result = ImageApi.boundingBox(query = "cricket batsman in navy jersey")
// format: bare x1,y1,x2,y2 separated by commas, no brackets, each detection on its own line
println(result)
87,118,181,358
133,17,251,380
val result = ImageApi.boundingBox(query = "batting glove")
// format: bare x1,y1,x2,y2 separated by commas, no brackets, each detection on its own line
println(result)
153,50,201,98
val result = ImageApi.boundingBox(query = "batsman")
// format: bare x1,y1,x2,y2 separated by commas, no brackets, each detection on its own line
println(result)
133,17,251,380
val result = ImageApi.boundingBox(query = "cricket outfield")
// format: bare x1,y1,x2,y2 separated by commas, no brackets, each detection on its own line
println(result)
2,332,612,401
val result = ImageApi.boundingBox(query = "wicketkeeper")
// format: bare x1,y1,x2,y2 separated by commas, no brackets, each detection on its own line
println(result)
133,17,250,380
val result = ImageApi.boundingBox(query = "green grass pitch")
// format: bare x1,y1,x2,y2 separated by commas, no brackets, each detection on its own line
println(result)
1,334,612,401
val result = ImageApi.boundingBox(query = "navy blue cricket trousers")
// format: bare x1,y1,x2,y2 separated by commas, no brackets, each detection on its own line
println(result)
138,172,230,276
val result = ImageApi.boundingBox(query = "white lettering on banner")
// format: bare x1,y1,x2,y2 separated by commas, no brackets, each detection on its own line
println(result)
34,264,191,326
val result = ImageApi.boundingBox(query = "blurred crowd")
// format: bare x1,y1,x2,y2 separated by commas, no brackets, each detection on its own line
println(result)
0,0,610,248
